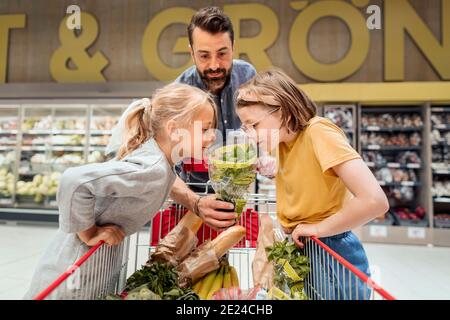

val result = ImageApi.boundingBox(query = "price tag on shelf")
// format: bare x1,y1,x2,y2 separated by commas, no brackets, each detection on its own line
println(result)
407,227,426,239
367,145,381,150
49,201,58,207
366,126,380,131
387,162,400,168
435,124,446,129
369,225,387,238
407,163,420,169
401,181,415,187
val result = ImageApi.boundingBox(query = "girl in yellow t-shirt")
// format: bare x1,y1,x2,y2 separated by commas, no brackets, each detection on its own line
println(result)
236,68,389,300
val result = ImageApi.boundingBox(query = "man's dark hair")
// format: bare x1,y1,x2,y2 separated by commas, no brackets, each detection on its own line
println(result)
187,7,234,46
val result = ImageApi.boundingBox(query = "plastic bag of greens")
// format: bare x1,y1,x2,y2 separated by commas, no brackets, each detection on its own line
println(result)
207,131,257,217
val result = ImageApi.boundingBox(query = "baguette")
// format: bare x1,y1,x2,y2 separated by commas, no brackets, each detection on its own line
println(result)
210,226,246,258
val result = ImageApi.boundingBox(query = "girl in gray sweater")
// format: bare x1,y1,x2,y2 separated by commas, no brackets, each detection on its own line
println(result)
24,83,217,299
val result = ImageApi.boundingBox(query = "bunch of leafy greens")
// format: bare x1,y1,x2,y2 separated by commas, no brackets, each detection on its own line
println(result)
104,262,198,300
266,239,310,300
209,144,257,214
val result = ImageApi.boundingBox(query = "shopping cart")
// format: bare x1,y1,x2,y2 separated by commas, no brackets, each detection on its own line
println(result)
34,186,395,300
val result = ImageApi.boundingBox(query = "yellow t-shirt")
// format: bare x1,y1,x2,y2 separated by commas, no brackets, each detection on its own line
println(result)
276,116,361,228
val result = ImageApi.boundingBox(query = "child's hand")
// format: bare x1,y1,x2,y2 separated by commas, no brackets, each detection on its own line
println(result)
291,224,319,249
78,224,126,247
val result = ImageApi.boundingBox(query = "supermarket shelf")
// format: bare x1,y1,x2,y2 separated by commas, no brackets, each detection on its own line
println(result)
362,145,421,151
431,106,450,113
0,207,58,215
361,225,432,245
433,169,450,175
21,145,85,152
432,124,450,130
90,130,112,135
377,181,421,187
362,225,450,246
0,146,16,151
23,130,86,135
433,197,450,203
366,162,421,169
361,107,422,113
0,130,18,134
362,126,423,132
432,141,450,148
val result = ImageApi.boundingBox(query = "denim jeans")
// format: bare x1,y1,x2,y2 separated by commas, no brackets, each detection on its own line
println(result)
307,231,372,300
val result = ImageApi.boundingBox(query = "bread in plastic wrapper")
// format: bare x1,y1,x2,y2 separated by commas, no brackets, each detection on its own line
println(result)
252,214,275,289
176,241,220,288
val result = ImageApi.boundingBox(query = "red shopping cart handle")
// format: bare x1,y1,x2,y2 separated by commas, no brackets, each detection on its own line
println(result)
33,240,105,300
311,237,396,300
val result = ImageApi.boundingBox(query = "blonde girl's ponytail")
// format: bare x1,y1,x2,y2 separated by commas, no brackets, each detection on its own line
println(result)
117,98,152,160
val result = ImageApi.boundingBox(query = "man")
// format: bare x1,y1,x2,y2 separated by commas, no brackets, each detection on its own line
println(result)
170,7,257,230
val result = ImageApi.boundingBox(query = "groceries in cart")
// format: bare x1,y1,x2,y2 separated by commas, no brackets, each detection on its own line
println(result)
208,132,257,217
104,211,247,300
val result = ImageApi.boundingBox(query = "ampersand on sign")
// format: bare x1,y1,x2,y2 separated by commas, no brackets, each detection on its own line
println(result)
50,11,109,82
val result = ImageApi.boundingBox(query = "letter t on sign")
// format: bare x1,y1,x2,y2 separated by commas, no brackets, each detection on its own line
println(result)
0,14,26,83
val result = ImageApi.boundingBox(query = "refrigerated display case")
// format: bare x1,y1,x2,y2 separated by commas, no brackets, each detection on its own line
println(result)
0,102,126,220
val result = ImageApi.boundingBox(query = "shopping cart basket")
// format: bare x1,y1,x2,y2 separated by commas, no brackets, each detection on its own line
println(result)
34,187,395,300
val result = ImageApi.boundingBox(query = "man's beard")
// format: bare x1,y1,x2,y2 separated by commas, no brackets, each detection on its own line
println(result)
198,67,232,95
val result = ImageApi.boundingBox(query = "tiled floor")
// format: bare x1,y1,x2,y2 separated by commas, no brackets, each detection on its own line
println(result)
0,223,449,300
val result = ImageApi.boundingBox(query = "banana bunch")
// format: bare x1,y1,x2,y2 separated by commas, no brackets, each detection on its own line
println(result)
192,263,239,300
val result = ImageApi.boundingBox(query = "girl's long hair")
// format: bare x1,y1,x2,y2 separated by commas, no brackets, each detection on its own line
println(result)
117,83,216,160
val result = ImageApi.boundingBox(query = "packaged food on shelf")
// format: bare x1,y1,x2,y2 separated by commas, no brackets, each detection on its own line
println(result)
432,181,450,198
361,113,423,129
431,113,450,127
53,119,86,130
91,116,119,131
324,107,353,129
361,132,422,147
0,118,18,130
51,135,84,145
389,186,415,202
89,135,110,146
23,116,52,131
0,135,17,145
434,214,450,228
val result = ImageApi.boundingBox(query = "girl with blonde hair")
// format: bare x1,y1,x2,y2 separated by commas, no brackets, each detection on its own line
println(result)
25,83,217,299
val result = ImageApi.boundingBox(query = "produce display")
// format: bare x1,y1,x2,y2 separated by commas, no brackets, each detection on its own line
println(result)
16,172,60,204
0,168,14,197
208,142,257,216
